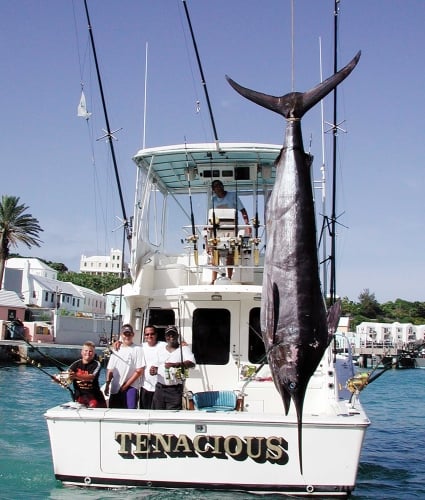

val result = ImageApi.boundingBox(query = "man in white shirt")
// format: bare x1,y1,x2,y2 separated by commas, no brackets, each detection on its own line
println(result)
105,324,145,409
210,180,251,282
152,326,195,410
139,325,166,409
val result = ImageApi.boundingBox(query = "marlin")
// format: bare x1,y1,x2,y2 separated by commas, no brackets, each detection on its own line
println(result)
226,51,360,474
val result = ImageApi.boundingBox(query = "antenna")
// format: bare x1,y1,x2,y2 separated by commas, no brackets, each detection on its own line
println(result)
143,42,148,149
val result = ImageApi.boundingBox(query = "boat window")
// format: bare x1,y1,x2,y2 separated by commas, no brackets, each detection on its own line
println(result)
144,308,175,342
248,307,267,364
192,308,230,365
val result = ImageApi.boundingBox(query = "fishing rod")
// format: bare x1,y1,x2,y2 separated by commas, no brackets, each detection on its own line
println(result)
21,336,69,371
82,0,131,248
210,183,219,267
346,350,399,402
252,166,261,266
184,146,199,266
233,178,240,266
10,348,75,400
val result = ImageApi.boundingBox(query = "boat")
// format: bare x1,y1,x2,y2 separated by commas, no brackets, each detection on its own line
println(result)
44,142,370,496
411,344,425,369
44,1,371,497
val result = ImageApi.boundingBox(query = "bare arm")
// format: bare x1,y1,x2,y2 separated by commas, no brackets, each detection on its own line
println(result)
121,367,145,392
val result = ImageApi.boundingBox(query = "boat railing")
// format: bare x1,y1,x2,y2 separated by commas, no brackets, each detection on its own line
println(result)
153,248,264,287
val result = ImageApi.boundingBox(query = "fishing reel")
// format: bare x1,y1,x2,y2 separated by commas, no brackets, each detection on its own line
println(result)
185,234,199,244
54,371,73,388
346,372,369,394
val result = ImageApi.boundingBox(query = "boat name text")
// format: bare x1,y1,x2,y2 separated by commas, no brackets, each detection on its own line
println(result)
115,432,289,464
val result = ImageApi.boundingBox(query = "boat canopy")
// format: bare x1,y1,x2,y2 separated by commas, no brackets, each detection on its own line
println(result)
132,143,281,195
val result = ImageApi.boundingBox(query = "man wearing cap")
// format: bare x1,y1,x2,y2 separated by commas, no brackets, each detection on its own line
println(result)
105,324,145,409
210,180,251,283
139,325,167,409
152,326,195,410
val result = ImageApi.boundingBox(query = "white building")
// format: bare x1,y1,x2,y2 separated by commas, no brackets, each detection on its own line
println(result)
80,248,129,277
4,258,106,316
356,321,418,347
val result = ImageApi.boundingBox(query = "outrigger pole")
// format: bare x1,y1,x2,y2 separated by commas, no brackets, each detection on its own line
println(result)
83,0,131,248
182,0,220,150
329,0,340,304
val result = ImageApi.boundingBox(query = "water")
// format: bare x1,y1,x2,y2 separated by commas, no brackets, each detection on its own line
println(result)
0,363,424,500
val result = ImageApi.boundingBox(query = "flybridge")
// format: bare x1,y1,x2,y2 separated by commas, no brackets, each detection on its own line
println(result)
132,143,280,194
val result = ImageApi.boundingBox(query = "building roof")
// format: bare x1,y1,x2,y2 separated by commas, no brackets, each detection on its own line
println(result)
0,289,27,309
6,257,55,273
72,283,104,298
32,275,83,297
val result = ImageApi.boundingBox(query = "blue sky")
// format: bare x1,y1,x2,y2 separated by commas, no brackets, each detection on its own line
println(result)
1,0,424,303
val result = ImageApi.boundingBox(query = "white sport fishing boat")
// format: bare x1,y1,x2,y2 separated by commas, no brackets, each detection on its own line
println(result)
45,142,370,497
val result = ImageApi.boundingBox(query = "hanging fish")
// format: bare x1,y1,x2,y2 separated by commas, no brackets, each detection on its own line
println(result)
77,90,92,120
226,51,360,474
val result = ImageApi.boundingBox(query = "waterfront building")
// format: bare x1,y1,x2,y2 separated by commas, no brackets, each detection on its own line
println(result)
79,248,129,277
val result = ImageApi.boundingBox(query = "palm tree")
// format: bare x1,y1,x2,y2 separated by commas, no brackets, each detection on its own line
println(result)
0,195,43,288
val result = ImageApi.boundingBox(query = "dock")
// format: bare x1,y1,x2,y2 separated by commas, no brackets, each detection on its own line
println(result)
0,340,109,366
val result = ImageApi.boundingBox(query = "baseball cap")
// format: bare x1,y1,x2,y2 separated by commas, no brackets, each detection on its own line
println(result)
121,324,134,335
165,326,178,337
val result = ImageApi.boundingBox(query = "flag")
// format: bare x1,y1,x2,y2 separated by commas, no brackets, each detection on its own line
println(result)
77,91,92,120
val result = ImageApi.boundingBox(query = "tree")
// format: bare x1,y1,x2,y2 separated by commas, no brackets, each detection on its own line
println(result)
357,288,382,319
0,195,43,288
57,271,130,295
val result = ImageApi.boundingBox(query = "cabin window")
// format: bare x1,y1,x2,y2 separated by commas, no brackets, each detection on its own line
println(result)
144,308,176,342
192,308,230,364
248,307,267,364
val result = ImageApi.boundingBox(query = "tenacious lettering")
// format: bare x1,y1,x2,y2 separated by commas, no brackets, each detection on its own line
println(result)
114,432,289,464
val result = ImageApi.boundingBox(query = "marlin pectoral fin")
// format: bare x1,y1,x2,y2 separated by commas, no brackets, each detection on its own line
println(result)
326,300,342,342
281,388,291,416
226,51,361,120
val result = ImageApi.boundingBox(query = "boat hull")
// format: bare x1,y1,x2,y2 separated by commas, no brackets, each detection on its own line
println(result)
45,404,369,496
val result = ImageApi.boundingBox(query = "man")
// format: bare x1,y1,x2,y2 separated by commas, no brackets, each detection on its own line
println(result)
139,325,166,409
68,340,106,408
105,324,145,409
210,179,251,282
152,326,195,410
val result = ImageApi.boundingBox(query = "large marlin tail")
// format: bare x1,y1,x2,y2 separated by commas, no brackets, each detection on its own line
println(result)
226,51,360,120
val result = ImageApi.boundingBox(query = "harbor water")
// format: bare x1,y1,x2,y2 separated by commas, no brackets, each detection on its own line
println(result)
0,363,423,499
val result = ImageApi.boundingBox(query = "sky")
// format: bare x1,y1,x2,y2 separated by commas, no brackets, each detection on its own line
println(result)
0,0,424,303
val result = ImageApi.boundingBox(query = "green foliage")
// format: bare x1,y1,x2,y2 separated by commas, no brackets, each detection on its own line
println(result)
0,195,43,288
57,271,130,295
43,260,68,272
341,289,425,330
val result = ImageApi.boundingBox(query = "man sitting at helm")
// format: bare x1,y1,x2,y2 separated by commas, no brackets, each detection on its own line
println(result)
209,180,251,283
